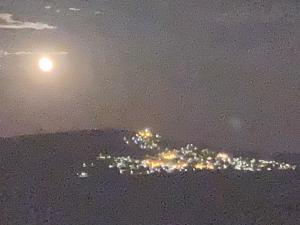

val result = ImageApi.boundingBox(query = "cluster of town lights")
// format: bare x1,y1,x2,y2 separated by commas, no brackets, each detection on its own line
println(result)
77,128,296,177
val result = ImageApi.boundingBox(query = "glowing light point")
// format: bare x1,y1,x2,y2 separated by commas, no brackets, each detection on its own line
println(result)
39,57,53,72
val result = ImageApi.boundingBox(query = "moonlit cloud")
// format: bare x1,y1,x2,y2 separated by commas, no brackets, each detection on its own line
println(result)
69,8,81,12
0,51,68,57
0,13,56,30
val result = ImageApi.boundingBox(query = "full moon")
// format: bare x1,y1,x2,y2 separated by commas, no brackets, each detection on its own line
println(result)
39,57,53,72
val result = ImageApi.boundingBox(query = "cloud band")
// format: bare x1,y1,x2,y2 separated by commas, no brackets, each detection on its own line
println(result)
0,51,68,57
0,13,56,30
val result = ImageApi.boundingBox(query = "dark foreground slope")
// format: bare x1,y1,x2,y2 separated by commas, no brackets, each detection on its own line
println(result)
1,130,300,225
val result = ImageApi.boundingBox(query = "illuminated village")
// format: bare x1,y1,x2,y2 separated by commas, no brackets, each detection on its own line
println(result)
78,128,296,177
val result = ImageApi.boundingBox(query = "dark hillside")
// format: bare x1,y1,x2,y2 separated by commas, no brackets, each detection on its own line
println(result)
1,130,300,225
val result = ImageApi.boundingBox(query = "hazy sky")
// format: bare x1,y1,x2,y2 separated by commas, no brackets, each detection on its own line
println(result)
0,0,299,153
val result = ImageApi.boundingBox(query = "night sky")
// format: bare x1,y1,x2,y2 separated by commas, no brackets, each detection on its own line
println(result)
0,0,299,153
